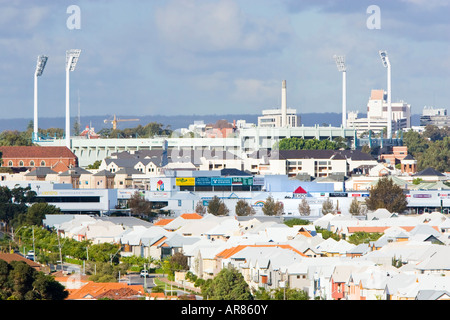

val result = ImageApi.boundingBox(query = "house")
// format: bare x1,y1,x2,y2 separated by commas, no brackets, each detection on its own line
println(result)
413,167,447,182
0,146,78,172
0,253,45,272
65,281,146,300
58,167,92,189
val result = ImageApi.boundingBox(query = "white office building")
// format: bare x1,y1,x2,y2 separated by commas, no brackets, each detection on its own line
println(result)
347,89,411,136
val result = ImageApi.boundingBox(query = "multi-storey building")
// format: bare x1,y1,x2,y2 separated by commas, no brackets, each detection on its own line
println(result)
420,106,450,127
347,89,411,136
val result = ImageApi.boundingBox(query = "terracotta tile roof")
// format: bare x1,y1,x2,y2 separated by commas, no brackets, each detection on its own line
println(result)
151,236,168,247
180,213,203,220
0,253,42,269
347,226,390,234
0,146,77,159
51,160,70,173
216,244,308,259
66,281,145,300
95,287,145,300
154,219,174,226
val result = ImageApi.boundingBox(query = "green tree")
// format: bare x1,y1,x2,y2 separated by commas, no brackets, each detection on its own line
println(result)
0,260,68,300
87,160,102,170
272,286,310,300
207,196,229,216
262,196,284,216
0,130,32,146
348,232,382,245
284,218,310,227
235,199,255,216
365,177,408,213
24,203,61,226
202,267,253,300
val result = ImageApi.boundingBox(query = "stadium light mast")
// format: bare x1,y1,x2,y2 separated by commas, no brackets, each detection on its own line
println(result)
334,55,347,128
34,55,48,141
379,50,392,139
65,49,81,149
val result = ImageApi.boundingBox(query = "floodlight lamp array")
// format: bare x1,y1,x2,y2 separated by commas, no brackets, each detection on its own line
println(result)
333,55,346,72
66,49,81,71
379,50,390,68
35,55,48,77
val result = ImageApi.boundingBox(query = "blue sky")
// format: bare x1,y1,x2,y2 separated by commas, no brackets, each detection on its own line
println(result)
0,0,449,121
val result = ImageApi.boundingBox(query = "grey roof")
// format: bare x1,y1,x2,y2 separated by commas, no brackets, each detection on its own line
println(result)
402,154,415,161
105,158,157,168
96,216,153,228
93,169,115,177
416,290,450,300
115,167,144,175
25,167,57,176
274,150,347,160
58,167,91,176
414,167,445,177
339,150,375,161
346,243,370,255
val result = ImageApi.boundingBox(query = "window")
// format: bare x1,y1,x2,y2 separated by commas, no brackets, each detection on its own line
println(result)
8,161,12,166
19,161,24,166
29,160,35,166
40,161,46,166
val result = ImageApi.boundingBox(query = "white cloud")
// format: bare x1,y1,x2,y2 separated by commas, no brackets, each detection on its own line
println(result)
154,0,292,54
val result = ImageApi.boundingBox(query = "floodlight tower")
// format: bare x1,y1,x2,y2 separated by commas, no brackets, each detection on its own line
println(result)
379,50,392,139
34,55,48,141
65,49,81,149
333,55,347,128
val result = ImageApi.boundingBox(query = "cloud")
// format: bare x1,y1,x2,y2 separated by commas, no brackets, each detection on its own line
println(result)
154,0,292,72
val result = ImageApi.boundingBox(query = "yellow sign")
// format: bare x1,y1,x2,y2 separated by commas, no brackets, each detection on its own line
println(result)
176,177,195,186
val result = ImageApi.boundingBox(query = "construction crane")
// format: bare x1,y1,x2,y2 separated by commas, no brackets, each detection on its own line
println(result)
104,114,140,130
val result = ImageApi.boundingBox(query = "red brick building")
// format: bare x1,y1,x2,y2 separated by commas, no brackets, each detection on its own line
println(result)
0,146,78,171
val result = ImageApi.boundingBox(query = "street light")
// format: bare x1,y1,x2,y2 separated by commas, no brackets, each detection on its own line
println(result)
34,55,48,141
65,49,81,149
379,50,392,139
333,55,347,129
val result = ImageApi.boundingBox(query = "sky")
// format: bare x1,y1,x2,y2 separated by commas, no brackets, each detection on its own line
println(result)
0,0,449,122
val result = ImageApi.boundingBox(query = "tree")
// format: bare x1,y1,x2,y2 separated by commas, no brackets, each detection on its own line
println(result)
321,198,334,215
348,232,382,245
272,286,310,300
128,191,154,218
0,260,68,300
365,177,408,213
235,199,255,216
24,203,61,226
207,196,229,216
195,201,206,216
87,160,102,170
262,196,284,216
298,198,311,216
284,218,310,227
349,197,364,216
170,252,189,271
201,267,253,300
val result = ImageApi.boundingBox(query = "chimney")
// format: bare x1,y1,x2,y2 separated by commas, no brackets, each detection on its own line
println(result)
281,80,287,127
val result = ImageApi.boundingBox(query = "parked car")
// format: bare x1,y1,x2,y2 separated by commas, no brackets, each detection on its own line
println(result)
140,270,149,278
